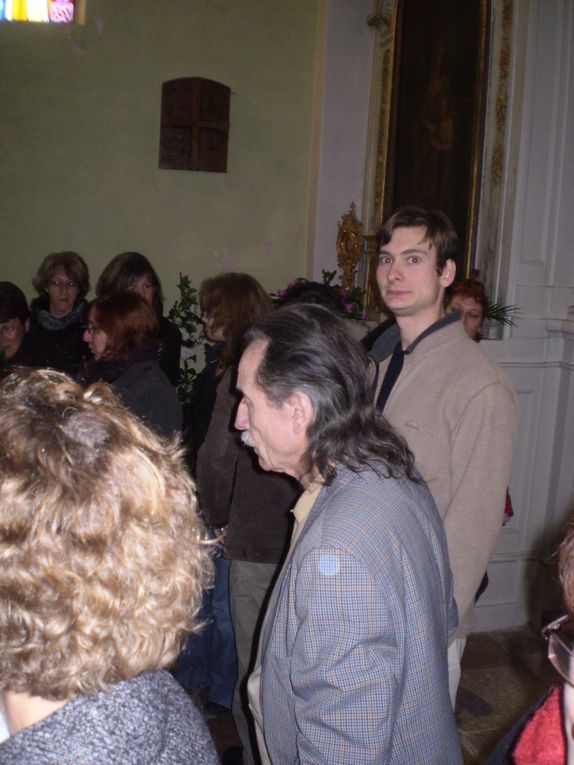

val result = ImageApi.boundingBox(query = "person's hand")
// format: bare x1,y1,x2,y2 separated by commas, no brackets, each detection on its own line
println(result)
213,525,228,546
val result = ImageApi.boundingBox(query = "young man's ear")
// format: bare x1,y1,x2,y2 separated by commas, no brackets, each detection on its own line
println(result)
440,259,456,288
285,391,314,435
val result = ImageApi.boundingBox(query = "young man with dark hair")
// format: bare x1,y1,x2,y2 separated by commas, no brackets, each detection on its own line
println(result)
370,205,518,703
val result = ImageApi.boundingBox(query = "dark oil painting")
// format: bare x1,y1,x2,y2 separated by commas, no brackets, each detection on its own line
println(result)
389,0,489,264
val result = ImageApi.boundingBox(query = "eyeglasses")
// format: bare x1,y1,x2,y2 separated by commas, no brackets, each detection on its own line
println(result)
542,615,574,685
84,322,100,334
50,279,77,291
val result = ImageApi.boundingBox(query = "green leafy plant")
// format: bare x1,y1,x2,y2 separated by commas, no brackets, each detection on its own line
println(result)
167,273,203,404
486,301,519,327
465,270,519,328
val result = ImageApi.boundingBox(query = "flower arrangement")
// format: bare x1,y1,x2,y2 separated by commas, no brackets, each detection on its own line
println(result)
273,269,367,321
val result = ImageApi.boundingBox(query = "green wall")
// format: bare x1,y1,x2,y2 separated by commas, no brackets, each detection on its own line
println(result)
0,1,319,309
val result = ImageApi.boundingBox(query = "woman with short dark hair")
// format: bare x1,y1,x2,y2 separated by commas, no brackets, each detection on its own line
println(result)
81,292,182,438
0,282,33,370
29,251,90,375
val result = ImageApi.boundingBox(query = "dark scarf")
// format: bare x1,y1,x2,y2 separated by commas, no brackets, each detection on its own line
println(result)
80,345,157,387
31,296,87,331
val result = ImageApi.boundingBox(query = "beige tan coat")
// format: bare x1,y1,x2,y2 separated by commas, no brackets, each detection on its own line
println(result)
371,317,518,636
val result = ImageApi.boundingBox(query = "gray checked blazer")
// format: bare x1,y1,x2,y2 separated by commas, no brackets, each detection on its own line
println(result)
258,464,463,765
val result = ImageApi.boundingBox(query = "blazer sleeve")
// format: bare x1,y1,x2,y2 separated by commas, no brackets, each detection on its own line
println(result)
289,546,401,765
196,366,241,528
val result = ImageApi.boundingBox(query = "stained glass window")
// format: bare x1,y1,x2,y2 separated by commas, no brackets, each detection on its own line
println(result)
0,0,81,23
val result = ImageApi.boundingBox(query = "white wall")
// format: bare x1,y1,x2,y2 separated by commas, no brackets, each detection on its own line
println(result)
0,1,319,305
311,0,375,279
471,0,574,629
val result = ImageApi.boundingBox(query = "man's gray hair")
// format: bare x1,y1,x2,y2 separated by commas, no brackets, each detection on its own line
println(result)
244,304,415,483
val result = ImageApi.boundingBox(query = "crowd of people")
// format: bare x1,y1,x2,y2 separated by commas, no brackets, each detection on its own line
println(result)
0,251,182,434
0,209,568,764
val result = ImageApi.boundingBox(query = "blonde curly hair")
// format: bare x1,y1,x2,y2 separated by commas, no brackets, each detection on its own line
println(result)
0,368,212,700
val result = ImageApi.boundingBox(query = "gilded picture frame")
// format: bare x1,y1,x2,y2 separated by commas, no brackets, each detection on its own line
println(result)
370,0,491,285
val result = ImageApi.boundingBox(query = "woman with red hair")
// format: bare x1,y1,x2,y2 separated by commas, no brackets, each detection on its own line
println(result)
81,292,181,438
446,277,489,341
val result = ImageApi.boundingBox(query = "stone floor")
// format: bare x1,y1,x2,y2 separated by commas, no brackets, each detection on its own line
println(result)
456,625,559,764
200,625,559,764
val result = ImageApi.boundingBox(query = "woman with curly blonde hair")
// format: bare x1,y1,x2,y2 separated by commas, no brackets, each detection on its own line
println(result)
0,368,218,764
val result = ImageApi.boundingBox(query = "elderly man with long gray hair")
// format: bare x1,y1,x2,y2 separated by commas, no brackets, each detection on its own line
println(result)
235,304,463,765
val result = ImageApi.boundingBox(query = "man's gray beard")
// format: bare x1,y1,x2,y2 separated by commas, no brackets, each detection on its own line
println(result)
241,431,256,448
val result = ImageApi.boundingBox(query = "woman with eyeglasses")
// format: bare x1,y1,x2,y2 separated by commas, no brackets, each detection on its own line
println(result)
96,252,182,386
488,523,574,764
28,251,90,376
80,291,182,439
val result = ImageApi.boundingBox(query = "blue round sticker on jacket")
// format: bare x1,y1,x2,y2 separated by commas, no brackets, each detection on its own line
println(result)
319,553,340,576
